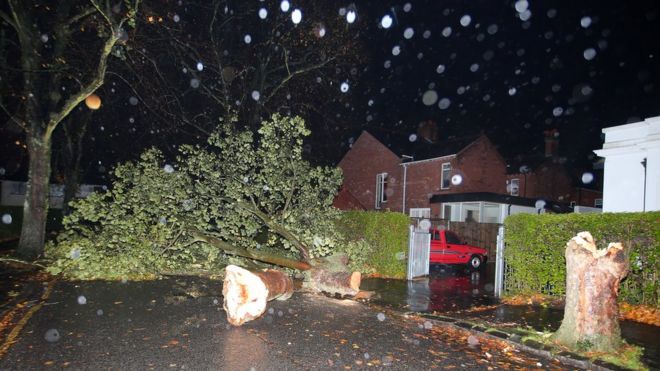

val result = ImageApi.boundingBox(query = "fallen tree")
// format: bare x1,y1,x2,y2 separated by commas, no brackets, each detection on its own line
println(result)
192,229,361,325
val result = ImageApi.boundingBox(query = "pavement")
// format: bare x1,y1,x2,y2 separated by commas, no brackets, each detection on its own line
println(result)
0,264,657,370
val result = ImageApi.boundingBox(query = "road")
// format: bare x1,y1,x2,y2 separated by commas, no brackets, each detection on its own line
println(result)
0,277,563,370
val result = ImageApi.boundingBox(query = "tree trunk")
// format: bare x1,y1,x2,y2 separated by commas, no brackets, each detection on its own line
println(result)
17,132,52,260
554,232,629,352
304,269,361,297
222,265,294,326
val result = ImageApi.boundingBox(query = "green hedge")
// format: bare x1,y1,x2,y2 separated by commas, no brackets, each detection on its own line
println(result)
336,211,409,278
504,212,660,306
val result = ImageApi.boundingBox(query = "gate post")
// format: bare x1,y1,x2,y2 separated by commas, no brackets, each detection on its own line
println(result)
494,225,505,297
407,225,414,280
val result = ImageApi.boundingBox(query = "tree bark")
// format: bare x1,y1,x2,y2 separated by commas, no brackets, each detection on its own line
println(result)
222,265,293,326
554,232,629,352
17,132,51,260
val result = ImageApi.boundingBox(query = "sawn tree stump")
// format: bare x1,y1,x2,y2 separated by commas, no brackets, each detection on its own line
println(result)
554,232,629,352
223,265,294,326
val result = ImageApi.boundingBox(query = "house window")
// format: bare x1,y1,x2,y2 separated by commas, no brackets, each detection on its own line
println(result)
409,208,430,218
594,198,603,208
441,163,451,189
375,173,388,209
10,182,26,195
509,178,520,196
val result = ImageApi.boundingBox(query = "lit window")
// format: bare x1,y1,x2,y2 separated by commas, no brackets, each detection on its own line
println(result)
509,178,520,196
375,173,388,209
441,163,451,189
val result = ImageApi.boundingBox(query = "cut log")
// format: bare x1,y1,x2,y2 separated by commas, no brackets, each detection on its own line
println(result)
553,232,629,352
304,269,362,297
222,265,294,326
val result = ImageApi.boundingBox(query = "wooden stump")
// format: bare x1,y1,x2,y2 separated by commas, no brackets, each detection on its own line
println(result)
222,265,294,326
554,232,629,352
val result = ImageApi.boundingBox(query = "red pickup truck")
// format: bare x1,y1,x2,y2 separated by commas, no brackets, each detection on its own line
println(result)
429,228,488,270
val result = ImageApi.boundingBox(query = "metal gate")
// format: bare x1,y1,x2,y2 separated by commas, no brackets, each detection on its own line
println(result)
407,225,430,280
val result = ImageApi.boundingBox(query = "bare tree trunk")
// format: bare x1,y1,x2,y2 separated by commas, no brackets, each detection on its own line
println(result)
18,131,52,260
554,232,629,352
223,265,293,326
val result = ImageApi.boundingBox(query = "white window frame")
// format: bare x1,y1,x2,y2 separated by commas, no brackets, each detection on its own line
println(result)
594,198,603,208
441,162,451,190
375,173,388,209
409,208,430,218
509,178,520,196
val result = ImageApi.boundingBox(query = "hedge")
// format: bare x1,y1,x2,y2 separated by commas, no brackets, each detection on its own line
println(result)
336,211,409,279
504,212,660,306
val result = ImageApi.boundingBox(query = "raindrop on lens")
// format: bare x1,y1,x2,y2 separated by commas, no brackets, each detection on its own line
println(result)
392,45,400,56
258,8,267,19
442,26,452,37
460,15,472,27
244,34,252,44
70,248,81,259
44,329,60,343
381,15,393,29
97,309,103,316
535,200,546,209
291,9,302,24
346,10,356,24
451,174,463,185
190,78,200,88
403,3,412,12
340,82,349,93
77,295,87,305
438,98,451,110
280,0,290,12
251,90,260,101
403,27,414,39
129,96,138,105
580,16,592,28
377,313,386,321
1,214,11,224
422,90,438,106
164,164,174,173
436,64,445,74
409,134,417,142
583,48,597,61
581,172,594,184
173,14,180,22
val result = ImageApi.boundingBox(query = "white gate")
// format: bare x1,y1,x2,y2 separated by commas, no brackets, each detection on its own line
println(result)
407,225,430,280
494,225,505,297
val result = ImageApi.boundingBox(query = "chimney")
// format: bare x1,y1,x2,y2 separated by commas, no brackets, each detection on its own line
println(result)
544,129,559,158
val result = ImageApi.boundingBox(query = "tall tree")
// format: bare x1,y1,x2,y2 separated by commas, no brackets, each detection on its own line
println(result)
0,0,140,259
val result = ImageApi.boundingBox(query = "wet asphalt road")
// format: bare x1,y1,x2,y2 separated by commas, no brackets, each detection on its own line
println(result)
0,277,559,370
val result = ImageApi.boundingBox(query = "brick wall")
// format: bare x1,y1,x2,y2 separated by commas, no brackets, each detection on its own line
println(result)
338,132,403,211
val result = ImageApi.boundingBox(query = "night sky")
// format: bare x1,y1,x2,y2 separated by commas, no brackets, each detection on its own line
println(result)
1,0,659,185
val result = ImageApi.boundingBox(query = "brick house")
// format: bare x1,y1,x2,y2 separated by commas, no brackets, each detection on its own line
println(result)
336,129,602,221
337,131,508,218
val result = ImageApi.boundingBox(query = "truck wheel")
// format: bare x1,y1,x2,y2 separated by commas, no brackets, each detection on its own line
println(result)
468,255,482,270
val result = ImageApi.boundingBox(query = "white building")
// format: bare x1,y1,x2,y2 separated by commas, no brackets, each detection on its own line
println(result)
1,180,104,209
594,116,660,212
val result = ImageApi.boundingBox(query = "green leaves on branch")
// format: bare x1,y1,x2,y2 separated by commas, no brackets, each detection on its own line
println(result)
46,114,343,279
